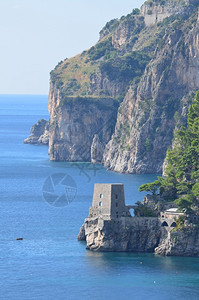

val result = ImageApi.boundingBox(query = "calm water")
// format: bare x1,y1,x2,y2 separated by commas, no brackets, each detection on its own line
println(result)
0,94,199,300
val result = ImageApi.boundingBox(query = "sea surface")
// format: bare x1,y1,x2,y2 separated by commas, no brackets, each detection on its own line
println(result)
0,94,199,300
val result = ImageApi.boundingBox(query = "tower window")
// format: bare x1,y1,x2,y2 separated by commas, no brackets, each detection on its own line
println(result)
100,194,103,199
116,202,118,207
99,201,103,207
115,194,118,199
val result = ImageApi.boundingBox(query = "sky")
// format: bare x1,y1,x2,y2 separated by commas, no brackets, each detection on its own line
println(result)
0,0,145,95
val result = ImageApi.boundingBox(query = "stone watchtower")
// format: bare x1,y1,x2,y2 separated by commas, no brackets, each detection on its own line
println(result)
140,1,191,27
89,184,130,220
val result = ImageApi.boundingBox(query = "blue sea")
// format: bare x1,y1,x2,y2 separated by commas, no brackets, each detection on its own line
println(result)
0,94,199,300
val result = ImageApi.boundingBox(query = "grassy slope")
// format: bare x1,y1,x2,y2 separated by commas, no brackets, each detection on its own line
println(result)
50,0,193,101
50,13,158,99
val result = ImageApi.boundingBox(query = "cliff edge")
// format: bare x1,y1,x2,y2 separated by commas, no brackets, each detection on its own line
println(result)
26,0,199,174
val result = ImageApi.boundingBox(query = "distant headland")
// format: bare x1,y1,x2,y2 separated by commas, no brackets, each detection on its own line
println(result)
25,0,199,175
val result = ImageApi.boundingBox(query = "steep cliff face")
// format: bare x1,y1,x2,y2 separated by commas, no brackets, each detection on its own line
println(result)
26,0,199,173
78,217,164,252
47,6,151,163
48,83,118,161
91,134,105,163
79,216,199,256
155,227,199,256
140,0,193,26
103,6,199,173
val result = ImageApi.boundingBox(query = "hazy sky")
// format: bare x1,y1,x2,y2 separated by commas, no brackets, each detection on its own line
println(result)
0,0,144,94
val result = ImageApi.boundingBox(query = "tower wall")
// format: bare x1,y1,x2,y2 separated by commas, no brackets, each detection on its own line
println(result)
89,183,128,219
91,184,112,218
110,184,128,218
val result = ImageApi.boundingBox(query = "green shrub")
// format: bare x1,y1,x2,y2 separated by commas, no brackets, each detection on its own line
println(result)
134,202,156,217
88,37,114,61
99,19,119,36
132,8,140,15
139,91,199,211
100,52,150,82
145,138,152,152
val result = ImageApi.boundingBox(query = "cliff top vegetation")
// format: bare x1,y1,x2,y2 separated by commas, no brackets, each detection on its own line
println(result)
51,0,192,100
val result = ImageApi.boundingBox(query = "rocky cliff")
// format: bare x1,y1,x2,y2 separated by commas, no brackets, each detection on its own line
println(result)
24,119,49,145
26,0,199,174
78,215,199,256
78,217,164,252
48,83,119,161
155,226,199,256
103,2,199,173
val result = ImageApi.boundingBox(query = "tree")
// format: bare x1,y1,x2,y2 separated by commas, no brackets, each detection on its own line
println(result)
132,8,140,15
139,91,199,212
139,180,161,195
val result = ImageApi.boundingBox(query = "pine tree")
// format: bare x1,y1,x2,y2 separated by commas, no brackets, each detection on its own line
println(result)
139,91,199,213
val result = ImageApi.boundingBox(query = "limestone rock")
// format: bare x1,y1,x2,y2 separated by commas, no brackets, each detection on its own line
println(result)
24,119,49,145
80,216,165,252
155,227,199,256
103,10,199,174
140,0,193,27
78,181,199,256
142,195,177,216
77,224,86,241
112,16,145,49
27,0,199,174
48,83,118,161
79,215,199,256
91,134,105,163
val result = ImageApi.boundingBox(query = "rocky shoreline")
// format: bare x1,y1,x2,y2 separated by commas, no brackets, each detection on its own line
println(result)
78,217,164,253
78,184,199,257
78,216,199,256
24,119,49,145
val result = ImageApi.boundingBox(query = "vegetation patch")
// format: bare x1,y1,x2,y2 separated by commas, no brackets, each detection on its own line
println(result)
139,92,199,214
87,37,114,61
99,19,120,37
134,201,156,217
100,52,150,82
60,96,119,111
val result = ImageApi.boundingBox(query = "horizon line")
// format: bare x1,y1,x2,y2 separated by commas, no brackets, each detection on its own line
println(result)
0,93,48,96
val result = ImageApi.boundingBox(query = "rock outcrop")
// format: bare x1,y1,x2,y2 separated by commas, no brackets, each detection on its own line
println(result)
155,227,199,256
141,195,178,216
26,0,199,174
140,0,194,27
48,85,118,161
78,215,199,256
78,217,164,252
24,119,49,145
103,6,199,173
91,134,105,163
78,180,199,256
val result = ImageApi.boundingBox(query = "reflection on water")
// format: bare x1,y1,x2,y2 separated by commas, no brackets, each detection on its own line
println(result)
86,250,199,275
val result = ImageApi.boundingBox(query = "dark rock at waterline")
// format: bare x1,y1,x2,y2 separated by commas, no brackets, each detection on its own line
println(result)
24,119,49,145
